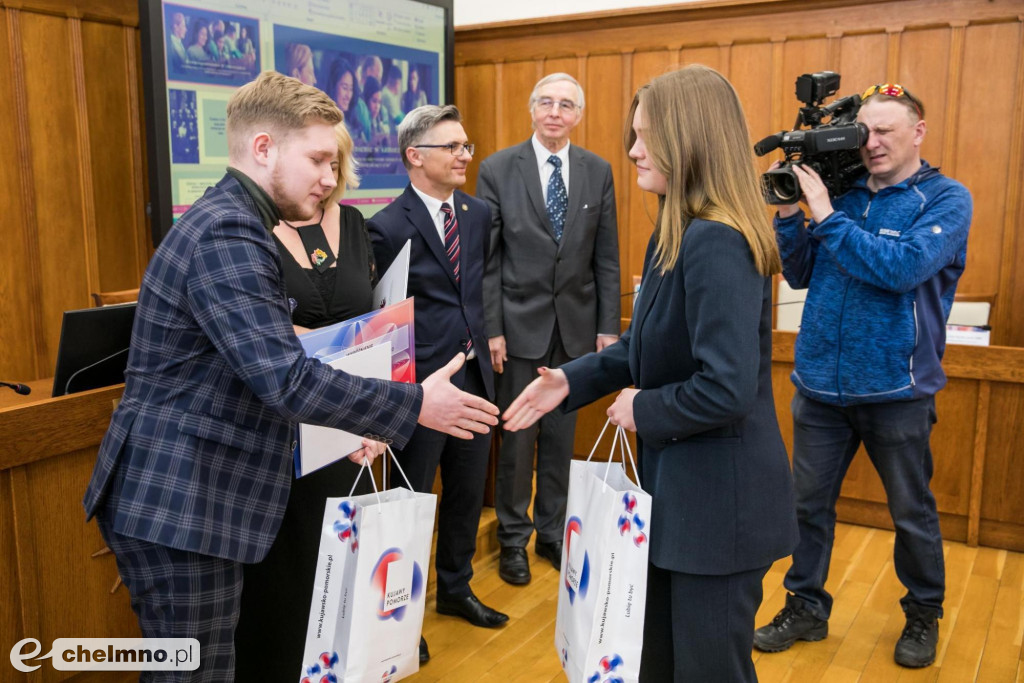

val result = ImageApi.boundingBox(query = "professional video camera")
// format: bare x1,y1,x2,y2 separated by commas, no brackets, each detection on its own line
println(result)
754,71,868,204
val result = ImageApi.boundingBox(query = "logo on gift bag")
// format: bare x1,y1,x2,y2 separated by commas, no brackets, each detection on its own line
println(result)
370,548,424,621
617,493,647,548
380,664,398,682
332,501,360,553
300,651,339,683
586,652,625,683
564,516,590,604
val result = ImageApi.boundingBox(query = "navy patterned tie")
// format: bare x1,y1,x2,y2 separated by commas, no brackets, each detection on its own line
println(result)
546,155,567,241
441,202,472,353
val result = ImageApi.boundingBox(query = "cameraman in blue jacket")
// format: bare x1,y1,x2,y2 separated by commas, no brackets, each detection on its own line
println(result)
753,84,972,669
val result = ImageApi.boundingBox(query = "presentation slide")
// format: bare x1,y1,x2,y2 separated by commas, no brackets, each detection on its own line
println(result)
159,0,447,222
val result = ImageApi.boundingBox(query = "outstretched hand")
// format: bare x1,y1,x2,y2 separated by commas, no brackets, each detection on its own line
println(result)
503,366,569,432
419,353,499,439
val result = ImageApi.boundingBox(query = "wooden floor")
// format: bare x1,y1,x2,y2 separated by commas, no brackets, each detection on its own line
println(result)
413,515,1024,682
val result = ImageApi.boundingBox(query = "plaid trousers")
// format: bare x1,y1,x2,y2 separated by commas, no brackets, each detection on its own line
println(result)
96,485,243,682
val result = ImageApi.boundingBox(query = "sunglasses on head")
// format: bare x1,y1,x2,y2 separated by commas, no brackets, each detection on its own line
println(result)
861,83,923,118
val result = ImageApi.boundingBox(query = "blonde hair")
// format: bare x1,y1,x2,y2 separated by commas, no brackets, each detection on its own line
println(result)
226,70,342,159
624,65,781,276
323,121,360,206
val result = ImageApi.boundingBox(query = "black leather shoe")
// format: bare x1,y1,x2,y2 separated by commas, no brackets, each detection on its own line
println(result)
535,539,563,571
436,592,509,628
419,636,429,664
499,547,531,585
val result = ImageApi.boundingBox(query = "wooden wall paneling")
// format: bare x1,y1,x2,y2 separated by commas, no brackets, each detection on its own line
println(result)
679,45,722,74
0,0,137,25
981,383,1024,532
26,450,141,654
929,377,978,516
967,380,990,545
454,1,1023,67
0,8,39,381
837,32,888,109
730,42,774,170
953,22,1020,302
540,55,583,145
991,18,1024,348
496,60,540,151
0,470,23,678
618,51,639,292
898,27,952,169
9,466,40,658
581,53,629,296
624,50,673,283
82,19,144,292
454,62,496,196
69,17,101,300
936,22,966,180
20,11,91,375
129,27,152,277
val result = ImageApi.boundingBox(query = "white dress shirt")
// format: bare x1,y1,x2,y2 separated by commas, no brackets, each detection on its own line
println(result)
532,134,570,203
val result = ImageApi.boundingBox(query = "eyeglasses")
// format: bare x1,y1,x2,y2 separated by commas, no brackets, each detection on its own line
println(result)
534,97,580,114
861,83,923,117
413,142,475,156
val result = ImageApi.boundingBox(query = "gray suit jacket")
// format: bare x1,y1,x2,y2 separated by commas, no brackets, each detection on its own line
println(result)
477,139,620,360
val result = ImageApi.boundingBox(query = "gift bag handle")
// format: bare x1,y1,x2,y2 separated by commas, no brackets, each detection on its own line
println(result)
346,446,417,503
586,418,642,490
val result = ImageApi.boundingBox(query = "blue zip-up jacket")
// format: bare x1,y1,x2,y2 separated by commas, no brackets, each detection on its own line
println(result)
775,161,972,406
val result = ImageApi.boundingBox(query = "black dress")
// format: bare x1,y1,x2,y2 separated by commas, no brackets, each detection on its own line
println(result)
235,204,379,682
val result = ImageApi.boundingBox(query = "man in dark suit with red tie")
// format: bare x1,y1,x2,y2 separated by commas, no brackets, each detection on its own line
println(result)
368,105,507,660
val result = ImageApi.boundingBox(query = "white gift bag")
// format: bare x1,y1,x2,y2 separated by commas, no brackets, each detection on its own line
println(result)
300,451,436,683
556,421,652,683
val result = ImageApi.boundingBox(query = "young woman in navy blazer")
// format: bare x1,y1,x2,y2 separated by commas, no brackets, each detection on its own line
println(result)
506,65,798,681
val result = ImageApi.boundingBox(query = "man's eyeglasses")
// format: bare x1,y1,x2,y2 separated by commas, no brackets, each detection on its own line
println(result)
413,142,475,156
861,83,923,118
534,97,580,114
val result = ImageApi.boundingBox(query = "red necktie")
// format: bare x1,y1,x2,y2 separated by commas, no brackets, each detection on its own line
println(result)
441,203,460,283
441,203,472,353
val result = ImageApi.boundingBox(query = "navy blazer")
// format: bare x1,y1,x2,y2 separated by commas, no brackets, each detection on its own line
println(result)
82,174,422,563
562,219,798,575
368,184,494,400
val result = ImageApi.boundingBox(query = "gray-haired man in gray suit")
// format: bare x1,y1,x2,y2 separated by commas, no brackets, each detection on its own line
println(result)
477,72,621,585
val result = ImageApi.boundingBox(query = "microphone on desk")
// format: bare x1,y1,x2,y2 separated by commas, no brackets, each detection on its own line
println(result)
1,381,31,395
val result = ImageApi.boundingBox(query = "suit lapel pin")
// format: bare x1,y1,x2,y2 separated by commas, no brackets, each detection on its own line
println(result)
461,203,468,212
582,203,589,209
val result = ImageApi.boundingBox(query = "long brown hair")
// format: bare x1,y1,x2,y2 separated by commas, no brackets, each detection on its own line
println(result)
623,65,781,276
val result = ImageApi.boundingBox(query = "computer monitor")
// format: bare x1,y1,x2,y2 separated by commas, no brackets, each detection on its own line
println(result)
51,303,137,397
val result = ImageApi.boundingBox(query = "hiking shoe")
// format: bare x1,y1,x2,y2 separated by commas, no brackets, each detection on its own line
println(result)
894,605,939,668
753,594,828,652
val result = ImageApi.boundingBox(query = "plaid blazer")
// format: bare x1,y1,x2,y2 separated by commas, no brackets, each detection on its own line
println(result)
83,174,422,563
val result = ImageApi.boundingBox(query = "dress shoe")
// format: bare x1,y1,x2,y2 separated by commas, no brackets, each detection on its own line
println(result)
498,546,531,585
419,636,429,664
535,539,563,571
436,592,509,628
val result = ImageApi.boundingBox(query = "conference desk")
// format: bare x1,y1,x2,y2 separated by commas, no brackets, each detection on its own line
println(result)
1,380,137,683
